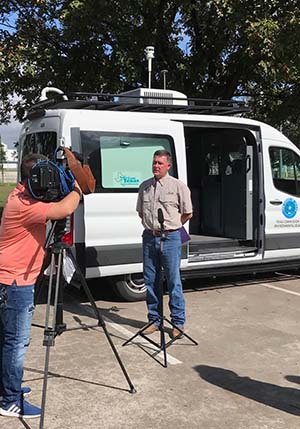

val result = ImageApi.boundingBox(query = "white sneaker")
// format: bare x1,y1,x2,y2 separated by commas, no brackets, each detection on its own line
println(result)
0,399,41,419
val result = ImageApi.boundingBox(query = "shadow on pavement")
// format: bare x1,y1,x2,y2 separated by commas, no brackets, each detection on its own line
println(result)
35,277,147,332
194,365,300,416
285,375,300,385
23,366,130,393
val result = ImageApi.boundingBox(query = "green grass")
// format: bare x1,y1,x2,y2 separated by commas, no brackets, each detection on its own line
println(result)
0,183,15,218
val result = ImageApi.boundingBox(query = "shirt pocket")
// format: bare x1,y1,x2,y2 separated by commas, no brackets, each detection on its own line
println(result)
143,192,153,218
159,194,178,208
143,191,152,206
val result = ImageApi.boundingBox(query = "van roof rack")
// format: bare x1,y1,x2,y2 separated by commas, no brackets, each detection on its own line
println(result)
27,91,250,117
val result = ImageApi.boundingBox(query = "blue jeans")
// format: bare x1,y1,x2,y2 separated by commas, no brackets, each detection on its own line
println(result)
0,282,35,406
143,230,185,327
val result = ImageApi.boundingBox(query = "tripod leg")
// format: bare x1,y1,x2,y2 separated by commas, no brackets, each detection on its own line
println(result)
67,250,136,393
159,319,168,368
39,252,58,429
39,331,55,429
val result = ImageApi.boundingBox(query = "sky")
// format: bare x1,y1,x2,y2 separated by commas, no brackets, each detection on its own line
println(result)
0,12,21,148
0,120,21,149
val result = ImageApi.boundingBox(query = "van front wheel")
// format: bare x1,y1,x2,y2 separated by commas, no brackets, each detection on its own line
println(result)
111,274,147,302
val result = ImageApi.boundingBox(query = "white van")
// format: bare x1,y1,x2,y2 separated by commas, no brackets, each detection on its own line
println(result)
18,87,300,301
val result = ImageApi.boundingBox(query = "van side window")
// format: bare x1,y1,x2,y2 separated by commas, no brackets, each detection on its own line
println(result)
269,147,300,196
81,131,176,192
23,132,57,159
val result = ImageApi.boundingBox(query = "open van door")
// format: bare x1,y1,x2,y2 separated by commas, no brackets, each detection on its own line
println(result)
264,139,300,259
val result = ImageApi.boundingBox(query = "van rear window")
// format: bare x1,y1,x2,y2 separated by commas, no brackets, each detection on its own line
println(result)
81,131,176,192
22,132,57,159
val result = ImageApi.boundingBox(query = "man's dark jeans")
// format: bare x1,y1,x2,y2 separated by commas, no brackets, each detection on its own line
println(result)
143,230,185,327
0,282,35,406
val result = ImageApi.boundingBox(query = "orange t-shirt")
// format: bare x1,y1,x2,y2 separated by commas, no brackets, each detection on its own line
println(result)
0,183,54,285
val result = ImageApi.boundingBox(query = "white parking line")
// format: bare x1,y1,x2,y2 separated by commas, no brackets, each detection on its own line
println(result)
79,305,182,365
261,283,300,296
105,317,183,365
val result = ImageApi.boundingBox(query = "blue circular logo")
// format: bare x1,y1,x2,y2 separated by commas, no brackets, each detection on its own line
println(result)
282,198,297,218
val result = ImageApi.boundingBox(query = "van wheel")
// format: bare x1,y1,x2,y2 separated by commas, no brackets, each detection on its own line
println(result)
111,273,146,302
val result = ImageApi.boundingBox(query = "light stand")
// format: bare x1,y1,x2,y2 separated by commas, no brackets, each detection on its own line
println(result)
34,221,136,429
123,210,198,367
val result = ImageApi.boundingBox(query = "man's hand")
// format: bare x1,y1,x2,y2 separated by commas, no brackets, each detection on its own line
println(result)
181,213,193,225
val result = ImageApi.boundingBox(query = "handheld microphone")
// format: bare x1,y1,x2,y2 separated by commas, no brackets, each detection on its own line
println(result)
158,208,164,225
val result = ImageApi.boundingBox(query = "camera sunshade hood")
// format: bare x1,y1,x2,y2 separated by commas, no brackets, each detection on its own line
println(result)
64,148,96,194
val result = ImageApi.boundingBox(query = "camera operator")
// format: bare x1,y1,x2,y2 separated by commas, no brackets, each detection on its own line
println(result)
0,153,82,419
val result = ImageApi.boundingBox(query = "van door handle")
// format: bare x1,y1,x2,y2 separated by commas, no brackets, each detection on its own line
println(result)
246,154,251,173
270,200,282,205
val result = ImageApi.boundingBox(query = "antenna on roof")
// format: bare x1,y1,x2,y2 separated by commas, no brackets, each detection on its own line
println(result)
145,46,155,89
161,70,168,90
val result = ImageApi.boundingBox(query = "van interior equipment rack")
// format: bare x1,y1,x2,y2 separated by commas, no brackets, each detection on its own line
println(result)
27,91,250,118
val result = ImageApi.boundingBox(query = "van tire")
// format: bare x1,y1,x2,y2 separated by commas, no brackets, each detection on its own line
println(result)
111,274,146,302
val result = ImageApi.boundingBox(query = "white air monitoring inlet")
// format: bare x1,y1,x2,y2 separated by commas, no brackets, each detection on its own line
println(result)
39,87,68,101
145,46,155,89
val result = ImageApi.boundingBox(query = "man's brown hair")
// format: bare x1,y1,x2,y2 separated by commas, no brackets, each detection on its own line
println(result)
153,150,172,164
20,153,47,182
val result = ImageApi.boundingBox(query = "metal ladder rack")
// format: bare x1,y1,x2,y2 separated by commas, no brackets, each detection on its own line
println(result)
27,91,250,118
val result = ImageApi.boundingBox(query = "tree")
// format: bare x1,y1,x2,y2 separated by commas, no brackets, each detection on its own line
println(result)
0,0,184,118
0,134,7,183
1,1,300,142
179,0,300,142
0,135,7,163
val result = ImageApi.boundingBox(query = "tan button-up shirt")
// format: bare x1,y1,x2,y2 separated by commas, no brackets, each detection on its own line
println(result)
136,174,193,231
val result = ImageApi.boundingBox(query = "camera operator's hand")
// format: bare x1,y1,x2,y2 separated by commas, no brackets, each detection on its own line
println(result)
46,180,82,221
72,180,82,197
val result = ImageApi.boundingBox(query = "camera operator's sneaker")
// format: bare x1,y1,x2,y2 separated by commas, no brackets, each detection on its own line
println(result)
0,399,41,419
0,386,31,402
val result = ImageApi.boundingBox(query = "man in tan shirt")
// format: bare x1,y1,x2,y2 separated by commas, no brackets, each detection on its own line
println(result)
136,150,193,337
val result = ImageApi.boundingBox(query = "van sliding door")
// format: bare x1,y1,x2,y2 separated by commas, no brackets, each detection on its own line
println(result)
70,119,188,277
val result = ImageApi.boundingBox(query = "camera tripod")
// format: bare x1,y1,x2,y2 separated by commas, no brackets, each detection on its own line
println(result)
34,222,136,429
123,209,198,367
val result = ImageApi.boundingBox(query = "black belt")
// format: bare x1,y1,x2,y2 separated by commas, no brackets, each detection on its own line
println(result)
146,229,178,237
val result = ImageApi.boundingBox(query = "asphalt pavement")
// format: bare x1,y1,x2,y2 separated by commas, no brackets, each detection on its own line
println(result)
2,272,300,429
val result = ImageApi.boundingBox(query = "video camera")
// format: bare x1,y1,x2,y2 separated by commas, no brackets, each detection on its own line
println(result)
28,148,75,202
28,147,96,202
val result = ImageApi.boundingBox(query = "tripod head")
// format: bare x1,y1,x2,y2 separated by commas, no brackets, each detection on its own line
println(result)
53,219,67,243
44,218,69,249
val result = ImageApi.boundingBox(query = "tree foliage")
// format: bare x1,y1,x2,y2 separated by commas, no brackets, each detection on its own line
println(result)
1,0,300,142
0,135,7,164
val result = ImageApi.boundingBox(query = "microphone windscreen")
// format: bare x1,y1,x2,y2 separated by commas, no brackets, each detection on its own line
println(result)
158,208,164,224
